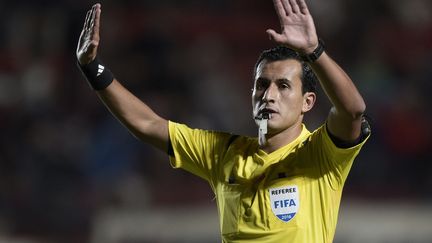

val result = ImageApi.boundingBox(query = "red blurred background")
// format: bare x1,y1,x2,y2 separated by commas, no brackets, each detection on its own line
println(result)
0,0,431,242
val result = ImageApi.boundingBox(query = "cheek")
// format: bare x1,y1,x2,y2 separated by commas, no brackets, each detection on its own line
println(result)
281,94,304,114
252,94,262,108
252,99,259,116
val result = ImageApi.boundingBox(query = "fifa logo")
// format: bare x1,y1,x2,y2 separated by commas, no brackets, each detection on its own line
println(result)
269,185,299,222
274,199,297,209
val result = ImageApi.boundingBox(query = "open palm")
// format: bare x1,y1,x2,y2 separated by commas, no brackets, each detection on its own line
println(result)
76,4,101,65
266,0,318,54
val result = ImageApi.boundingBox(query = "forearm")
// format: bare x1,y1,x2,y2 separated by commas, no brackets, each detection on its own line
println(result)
309,52,366,119
96,79,169,151
76,4,169,152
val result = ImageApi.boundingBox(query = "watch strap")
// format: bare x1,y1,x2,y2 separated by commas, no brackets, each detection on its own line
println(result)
300,38,325,63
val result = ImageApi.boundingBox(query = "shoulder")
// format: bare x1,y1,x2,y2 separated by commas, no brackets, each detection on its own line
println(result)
168,120,254,148
309,121,370,151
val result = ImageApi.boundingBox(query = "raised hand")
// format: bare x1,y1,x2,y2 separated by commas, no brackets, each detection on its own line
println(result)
266,0,318,54
76,4,101,65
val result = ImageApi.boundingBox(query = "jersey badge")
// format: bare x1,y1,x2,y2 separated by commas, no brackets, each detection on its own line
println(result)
269,185,299,222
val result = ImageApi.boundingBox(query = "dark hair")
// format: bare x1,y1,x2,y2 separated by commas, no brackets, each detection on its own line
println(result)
254,46,317,93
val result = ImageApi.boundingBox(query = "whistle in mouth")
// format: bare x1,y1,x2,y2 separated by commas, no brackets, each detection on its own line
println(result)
259,118,267,135
255,112,271,120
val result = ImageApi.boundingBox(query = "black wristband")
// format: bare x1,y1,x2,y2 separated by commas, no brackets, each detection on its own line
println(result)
77,57,114,90
300,38,325,63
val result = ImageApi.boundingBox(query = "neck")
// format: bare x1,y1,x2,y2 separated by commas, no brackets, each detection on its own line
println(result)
259,121,303,154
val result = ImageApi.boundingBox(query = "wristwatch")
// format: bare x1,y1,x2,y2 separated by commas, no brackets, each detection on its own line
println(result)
300,38,325,63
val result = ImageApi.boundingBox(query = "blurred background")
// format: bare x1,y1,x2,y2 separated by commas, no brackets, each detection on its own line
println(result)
0,0,431,242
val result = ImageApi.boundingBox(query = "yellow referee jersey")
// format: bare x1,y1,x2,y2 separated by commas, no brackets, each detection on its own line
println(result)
168,121,369,243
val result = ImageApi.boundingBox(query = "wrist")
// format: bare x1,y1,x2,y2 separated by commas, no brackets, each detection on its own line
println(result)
77,57,114,90
300,38,325,63
301,43,319,55
77,56,95,66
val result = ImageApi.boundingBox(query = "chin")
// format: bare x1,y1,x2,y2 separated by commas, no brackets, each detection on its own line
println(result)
266,124,281,135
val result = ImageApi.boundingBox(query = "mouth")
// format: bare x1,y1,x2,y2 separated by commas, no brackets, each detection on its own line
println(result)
255,107,277,120
260,108,277,114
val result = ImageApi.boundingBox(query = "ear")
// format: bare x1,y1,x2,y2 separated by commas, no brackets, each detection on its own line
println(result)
302,92,316,113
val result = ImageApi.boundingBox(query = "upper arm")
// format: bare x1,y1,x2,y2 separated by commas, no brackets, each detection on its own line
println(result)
309,52,366,143
136,117,169,153
308,123,370,190
326,106,364,144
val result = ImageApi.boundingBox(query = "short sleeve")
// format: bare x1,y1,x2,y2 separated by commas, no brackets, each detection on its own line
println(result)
309,124,370,190
168,121,233,182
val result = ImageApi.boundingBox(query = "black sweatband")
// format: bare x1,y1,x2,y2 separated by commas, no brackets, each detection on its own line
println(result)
78,57,114,90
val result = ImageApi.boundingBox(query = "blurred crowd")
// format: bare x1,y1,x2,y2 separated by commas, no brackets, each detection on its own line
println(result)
0,0,431,242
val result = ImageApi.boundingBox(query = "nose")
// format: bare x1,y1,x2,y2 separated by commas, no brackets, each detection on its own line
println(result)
262,83,278,103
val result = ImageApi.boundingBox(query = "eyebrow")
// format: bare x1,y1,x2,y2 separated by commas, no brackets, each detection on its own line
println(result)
255,77,270,83
255,77,292,84
276,78,292,84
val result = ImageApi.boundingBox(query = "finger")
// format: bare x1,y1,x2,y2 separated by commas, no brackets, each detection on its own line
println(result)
289,0,300,13
78,10,91,49
93,5,101,34
83,10,91,30
89,5,97,30
85,7,94,30
273,0,287,18
266,29,285,44
281,0,293,15
297,0,310,15
91,4,101,42
93,3,101,28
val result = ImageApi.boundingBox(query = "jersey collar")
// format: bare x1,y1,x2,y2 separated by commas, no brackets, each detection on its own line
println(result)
253,124,311,165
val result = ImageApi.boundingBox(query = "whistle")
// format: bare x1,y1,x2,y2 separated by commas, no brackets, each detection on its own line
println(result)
259,118,268,135
256,112,271,145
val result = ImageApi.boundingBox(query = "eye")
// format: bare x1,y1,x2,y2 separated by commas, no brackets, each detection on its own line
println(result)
279,82,290,89
254,78,269,91
256,83,265,90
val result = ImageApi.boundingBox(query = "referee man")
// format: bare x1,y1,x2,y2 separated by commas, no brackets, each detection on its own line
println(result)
76,0,370,242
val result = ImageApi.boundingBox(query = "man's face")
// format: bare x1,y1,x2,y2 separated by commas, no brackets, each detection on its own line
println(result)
252,59,313,135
